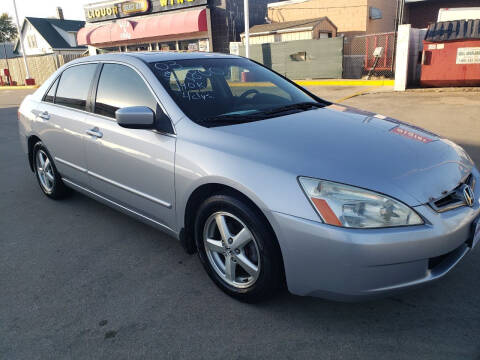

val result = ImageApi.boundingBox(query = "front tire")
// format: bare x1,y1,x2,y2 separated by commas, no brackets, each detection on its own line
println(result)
33,142,70,199
195,193,283,302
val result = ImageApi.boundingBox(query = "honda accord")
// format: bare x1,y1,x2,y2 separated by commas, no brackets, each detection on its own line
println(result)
18,52,480,302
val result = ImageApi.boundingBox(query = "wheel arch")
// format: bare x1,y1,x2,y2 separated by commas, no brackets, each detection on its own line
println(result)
27,135,42,172
180,182,286,281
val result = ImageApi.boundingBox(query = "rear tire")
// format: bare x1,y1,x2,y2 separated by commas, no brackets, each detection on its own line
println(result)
33,142,70,199
195,192,283,303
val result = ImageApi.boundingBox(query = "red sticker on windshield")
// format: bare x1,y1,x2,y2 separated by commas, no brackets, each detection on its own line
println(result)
390,127,433,143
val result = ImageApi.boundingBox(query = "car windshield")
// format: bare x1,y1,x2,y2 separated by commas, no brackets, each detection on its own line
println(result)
149,57,326,127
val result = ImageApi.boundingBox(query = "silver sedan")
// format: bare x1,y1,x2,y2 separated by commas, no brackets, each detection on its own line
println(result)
18,52,480,302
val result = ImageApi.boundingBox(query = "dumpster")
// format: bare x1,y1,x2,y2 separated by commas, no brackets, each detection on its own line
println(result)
420,19,480,87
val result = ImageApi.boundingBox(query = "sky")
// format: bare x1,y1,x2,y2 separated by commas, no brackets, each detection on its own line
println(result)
3,0,92,23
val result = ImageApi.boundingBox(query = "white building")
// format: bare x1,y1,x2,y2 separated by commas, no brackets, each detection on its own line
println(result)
15,10,87,56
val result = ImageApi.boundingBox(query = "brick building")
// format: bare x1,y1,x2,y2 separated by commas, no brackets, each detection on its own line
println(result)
78,0,272,54
267,0,399,35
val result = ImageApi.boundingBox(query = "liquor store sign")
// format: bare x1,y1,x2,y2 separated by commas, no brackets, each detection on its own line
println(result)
85,0,208,22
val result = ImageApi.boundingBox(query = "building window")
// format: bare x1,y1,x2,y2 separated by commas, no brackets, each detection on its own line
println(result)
27,34,37,49
98,47,119,54
159,42,177,51
126,43,150,52
178,40,200,52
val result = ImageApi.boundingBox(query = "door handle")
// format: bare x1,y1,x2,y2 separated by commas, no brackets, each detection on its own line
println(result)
38,111,50,120
86,127,103,138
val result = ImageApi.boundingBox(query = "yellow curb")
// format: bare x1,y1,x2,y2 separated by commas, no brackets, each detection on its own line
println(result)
295,79,395,86
335,87,378,103
0,85,39,90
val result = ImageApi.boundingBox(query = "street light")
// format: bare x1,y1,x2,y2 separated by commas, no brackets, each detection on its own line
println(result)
12,0,31,82
244,0,249,58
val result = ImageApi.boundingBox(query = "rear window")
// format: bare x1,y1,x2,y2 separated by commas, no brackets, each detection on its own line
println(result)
55,64,97,110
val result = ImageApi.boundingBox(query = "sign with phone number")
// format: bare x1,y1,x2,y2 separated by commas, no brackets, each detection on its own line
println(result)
456,47,480,64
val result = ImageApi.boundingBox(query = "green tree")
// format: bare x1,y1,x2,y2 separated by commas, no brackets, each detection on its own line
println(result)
0,13,18,84
0,12,17,41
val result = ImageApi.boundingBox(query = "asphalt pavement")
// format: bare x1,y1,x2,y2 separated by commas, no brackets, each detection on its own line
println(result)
1,88,479,359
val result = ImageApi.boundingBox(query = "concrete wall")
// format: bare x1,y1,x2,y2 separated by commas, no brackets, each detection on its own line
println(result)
394,25,426,91
239,37,343,79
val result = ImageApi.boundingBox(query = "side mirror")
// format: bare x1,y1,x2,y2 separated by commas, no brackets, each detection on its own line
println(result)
115,106,154,129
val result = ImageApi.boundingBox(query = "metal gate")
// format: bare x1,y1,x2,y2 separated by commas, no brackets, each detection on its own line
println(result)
343,32,396,79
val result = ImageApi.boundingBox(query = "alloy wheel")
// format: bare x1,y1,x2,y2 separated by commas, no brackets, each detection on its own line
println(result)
36,149,55,193
203,211,261,288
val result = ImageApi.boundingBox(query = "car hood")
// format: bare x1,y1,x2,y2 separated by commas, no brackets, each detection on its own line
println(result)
212,104,474,206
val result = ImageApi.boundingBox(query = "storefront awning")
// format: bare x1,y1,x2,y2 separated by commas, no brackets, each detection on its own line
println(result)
77,8,207,46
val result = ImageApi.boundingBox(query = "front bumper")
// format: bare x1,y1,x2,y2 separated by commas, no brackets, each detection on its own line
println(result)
270,190,480,301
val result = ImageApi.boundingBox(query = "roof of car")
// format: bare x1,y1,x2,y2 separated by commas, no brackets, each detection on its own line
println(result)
75,51,241,64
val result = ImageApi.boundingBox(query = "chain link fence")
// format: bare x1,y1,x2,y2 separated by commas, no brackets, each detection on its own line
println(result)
343,32,396,79
0,52,87,86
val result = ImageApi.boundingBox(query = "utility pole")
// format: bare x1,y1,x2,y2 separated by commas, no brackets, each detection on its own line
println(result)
2,43,11,85
244,0,250,58
12,0,31,80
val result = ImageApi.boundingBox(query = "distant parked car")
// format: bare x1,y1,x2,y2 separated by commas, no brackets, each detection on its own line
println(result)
18,52,480,302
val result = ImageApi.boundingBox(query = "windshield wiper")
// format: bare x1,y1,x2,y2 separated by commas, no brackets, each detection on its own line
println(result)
261,102,326,116
198,113,264,126
198,102,326,127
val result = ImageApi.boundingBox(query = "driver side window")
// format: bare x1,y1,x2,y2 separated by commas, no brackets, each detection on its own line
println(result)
94,63,173,133
95,64,159,118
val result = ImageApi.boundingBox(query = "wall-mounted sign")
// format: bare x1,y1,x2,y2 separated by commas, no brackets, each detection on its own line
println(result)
121,0,149,15
85,0,208,22
456,47,480,64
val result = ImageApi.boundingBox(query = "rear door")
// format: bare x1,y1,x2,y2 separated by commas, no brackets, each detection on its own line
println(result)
38,63,98,186
84,63,176,230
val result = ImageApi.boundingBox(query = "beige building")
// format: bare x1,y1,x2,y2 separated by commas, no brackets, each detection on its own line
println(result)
267,0,398,35
241,17,337,45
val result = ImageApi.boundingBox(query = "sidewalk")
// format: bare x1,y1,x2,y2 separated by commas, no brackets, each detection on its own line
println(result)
0,85,39,90
305,84,393,103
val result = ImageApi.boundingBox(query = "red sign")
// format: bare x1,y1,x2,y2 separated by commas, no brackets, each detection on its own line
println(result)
390,127,433,143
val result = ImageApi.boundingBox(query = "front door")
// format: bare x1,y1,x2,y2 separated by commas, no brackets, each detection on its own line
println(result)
84,63,176,230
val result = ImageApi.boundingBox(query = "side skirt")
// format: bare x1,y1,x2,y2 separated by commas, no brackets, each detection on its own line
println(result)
62,177,179,240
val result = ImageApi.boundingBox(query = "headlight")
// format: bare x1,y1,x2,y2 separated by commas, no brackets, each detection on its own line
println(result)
298,177,424,228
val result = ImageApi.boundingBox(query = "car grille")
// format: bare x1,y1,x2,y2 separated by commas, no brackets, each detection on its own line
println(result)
429,173,476,213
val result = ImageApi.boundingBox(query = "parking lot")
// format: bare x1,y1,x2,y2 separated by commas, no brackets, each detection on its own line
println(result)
1,87,479,359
